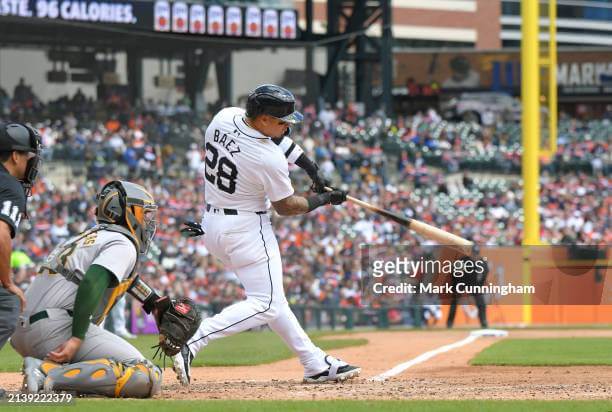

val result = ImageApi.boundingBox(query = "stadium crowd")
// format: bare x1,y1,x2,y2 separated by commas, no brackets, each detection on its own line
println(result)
2,86,610,317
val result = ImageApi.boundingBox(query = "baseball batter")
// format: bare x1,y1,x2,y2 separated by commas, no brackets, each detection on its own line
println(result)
175,84,360,384
13,180,164,398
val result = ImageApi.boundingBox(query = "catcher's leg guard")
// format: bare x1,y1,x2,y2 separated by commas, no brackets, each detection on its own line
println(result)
43,358,162,398
115,359,162,398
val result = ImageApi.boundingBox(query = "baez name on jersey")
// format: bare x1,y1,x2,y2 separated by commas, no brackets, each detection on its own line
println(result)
213,129,241,157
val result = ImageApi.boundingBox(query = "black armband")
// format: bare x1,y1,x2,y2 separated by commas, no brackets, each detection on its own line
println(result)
306,192,331,212
295,153,319,179
128,275,161,314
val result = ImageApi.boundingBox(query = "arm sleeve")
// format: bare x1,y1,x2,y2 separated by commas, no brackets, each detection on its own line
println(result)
71,264,112,339
259,155,295,202
294,153,319,179
273,136,304,165
91,236,138,285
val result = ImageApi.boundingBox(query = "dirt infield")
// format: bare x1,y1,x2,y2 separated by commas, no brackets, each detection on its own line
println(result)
1,329,611,400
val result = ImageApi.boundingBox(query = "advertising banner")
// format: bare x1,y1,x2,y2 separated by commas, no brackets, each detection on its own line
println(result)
280,9,296,39
0,0,300,40
188,3,204,34
394,50,612,96
225,6,241,37
245,5,261,37
207,4,223,35
171,1,187,33
153,0,169,31
262,8,278,39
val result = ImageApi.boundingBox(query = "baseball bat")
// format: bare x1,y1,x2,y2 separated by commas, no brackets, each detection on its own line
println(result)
327,187,474,256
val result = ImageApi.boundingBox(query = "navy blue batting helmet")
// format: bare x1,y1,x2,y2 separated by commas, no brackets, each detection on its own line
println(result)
245,84,303,124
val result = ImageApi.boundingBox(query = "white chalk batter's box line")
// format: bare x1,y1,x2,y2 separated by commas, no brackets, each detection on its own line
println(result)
370,329,509,382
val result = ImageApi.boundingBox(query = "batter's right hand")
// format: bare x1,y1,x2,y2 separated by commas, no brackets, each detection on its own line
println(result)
4,283,26,312
181,221,204,237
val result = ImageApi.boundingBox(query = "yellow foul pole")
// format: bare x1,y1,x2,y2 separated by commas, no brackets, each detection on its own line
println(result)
548,0,557,154
521,0,541,324
521,0,540,246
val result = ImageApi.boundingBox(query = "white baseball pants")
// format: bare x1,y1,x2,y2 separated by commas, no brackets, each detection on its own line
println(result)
187,212,328,376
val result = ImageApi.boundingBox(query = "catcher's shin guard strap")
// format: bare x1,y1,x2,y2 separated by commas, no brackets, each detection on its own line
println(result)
44,358,162,398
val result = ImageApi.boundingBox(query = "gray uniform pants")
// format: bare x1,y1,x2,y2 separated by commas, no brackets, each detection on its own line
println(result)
0,286,19,351
11,309,143,362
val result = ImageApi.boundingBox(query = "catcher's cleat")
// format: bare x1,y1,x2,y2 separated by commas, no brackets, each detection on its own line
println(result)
303,356,361,383
172,345,193,386
22,357,46,394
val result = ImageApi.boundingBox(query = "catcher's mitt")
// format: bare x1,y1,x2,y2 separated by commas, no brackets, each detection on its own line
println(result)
154,296,202,357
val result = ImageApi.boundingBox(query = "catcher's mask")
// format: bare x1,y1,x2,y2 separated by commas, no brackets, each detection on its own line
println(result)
0,123,43,197
96,180,158,254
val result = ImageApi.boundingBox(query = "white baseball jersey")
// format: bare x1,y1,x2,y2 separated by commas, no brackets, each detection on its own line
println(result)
204,107,294,212
26,229,138,323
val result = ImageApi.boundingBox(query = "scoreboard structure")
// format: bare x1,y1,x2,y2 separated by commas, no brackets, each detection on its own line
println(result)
0,0,300,42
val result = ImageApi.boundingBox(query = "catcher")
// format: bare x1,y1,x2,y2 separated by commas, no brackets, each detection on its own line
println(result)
11,180,200,398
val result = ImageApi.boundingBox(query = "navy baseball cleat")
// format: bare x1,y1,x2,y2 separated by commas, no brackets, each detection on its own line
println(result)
172,345,194,386
303,356,361,383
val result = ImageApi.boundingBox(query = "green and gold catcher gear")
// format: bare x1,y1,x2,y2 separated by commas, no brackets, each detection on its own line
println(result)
96,180,157,254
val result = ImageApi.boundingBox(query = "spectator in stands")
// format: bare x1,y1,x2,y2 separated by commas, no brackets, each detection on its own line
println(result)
318,103,336,131
13,78,31,104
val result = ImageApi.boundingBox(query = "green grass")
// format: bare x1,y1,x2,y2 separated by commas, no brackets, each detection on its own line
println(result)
2,400,612,412
471,338,612,366
0,330,366,372
199,330,366,366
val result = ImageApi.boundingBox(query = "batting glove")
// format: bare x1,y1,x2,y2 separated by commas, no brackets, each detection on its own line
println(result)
180,221,204,237
328,189,348,205
310,171,332,194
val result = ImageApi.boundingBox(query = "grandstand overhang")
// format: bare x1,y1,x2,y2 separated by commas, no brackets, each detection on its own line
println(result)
1,0,395,115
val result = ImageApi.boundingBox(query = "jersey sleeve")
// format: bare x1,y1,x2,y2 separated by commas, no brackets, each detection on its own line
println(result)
91,235,138,284
274,136,304,165
0,176,25,239
259,153,295,202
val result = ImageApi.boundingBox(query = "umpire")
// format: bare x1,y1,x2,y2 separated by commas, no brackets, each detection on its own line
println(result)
447,247,489,329
0,123,41,397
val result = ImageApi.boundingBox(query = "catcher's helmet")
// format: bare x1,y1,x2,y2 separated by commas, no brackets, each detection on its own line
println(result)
96,180,158,254
0,122,42,197
245,84,303,124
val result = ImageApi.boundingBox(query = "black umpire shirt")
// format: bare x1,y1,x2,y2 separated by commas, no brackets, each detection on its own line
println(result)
0,163,26,239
